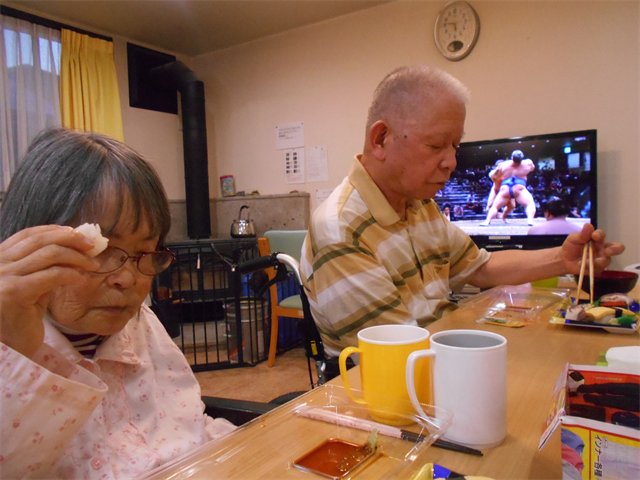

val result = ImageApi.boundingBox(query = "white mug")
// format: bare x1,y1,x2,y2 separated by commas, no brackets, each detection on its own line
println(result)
406,329,508,449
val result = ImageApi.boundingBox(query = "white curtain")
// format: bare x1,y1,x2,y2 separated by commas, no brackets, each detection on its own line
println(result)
0,15,61,191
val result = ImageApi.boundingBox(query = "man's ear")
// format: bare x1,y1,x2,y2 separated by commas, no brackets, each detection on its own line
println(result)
368,121,389,161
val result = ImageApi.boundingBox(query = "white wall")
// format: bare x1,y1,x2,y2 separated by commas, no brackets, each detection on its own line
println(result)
194,1,639,270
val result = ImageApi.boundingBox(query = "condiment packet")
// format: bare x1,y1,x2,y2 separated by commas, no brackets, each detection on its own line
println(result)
477,309,528,328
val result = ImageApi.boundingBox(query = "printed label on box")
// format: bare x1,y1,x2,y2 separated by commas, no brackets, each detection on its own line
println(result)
539,364,640,480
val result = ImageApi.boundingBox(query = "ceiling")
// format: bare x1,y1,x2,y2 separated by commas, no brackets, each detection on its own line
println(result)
5,1,391,56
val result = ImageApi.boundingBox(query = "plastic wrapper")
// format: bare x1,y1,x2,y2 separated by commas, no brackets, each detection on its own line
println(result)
458,284,572,315
476,309,529,328
140,385,453,480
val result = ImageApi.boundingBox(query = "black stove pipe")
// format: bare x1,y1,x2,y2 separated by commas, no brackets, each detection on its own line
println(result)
149,61,211,239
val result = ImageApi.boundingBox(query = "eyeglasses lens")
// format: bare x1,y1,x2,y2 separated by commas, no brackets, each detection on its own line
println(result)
94,248,174,275
139,251,174,275
94,248,128,274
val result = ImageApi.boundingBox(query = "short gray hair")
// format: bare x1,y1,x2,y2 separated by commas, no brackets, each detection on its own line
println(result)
0,128,171,244
365,65,470,133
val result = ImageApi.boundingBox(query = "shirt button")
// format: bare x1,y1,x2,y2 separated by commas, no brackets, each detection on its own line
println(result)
91,456,105,470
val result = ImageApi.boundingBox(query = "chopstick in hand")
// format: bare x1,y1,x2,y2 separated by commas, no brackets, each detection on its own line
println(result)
575,242,589,305
588,242,594,303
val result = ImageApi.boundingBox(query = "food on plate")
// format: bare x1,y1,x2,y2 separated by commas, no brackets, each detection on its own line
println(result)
75,223,109,257
551,295,639,331
565,305,587,321
584,306,616,325
597,293,640,313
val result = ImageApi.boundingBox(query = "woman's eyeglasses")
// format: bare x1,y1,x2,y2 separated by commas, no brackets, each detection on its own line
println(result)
93,246,175,276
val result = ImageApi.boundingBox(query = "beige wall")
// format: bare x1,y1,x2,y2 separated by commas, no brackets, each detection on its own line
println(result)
113,39,190,201
6,1,639,269
193,1,639,270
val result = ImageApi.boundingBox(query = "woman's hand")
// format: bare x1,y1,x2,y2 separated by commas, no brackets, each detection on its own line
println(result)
561,224,625,276
0,226,99,358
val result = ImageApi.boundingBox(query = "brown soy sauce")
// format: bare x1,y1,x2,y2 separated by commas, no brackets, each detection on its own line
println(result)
293,438,374,479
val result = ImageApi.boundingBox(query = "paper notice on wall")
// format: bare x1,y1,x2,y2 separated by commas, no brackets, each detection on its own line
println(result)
306,145,329,183
316,188,334,206
285,148,305,184
276,122,304,149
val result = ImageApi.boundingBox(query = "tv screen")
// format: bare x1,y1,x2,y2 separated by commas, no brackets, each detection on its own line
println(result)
434,129,597,251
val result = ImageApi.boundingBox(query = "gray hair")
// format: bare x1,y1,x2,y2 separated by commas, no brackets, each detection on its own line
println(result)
365,65,470,133
0,128,171,244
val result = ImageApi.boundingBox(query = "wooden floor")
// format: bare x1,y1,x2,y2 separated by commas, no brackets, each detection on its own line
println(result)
195,347,315,403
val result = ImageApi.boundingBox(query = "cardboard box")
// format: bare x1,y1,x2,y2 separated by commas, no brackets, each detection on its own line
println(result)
539,364,640,479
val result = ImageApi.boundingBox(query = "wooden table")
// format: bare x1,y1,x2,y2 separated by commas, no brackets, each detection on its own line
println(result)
144,285,639,480
341,284,640,479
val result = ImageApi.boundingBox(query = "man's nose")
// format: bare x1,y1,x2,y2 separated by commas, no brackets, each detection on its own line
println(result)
442,145,458,170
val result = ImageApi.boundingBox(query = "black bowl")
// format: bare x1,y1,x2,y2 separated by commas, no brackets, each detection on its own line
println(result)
576,270,639,300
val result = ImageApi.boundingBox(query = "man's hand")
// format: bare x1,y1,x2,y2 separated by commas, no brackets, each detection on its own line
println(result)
0,225,99,358
561,224,625,276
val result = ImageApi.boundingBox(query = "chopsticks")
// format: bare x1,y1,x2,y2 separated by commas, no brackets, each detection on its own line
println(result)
574,241,594,305
297,407,483,457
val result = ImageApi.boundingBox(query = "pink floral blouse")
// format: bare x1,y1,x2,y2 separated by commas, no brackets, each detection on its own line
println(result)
0,305,236,479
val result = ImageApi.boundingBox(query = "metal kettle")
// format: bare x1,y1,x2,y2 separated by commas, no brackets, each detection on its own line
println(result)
230,205,256,238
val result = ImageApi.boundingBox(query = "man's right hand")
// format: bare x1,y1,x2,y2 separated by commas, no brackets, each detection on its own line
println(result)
0,225,99,358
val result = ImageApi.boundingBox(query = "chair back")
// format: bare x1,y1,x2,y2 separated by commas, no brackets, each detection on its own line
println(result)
264,230,307,263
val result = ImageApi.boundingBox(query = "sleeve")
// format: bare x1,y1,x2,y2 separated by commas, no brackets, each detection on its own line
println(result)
304,241,415,352
445,221,491,292
0,342,107,478
203,411,237,441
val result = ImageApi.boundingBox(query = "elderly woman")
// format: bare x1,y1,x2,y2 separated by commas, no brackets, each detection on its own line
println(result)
0,128,235,479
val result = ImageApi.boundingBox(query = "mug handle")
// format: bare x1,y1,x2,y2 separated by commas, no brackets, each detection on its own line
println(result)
406,349,436,420
339,346,366,405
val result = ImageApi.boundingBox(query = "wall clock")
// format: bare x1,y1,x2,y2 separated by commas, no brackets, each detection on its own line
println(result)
434,1,480,61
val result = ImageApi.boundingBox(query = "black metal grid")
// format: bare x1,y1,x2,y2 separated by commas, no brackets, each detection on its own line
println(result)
152,239,268,371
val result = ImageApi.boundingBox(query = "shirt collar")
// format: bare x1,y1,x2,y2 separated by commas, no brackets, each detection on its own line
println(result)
349,155,424,226
44,312,141,366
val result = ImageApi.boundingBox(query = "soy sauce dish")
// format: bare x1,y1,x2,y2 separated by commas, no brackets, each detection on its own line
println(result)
292,437,377,479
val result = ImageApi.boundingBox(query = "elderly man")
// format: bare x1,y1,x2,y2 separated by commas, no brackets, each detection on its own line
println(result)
300,65,624,357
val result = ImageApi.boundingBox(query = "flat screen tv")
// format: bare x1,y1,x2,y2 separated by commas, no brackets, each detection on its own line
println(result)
434,129,597,251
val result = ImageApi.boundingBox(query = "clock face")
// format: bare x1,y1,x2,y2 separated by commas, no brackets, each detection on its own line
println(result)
434,1,480,61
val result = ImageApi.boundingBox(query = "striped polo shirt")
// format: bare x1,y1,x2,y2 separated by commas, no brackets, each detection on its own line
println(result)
300,156,490,357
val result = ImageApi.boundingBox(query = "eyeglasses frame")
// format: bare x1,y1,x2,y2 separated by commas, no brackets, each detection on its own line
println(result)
93,246,176,276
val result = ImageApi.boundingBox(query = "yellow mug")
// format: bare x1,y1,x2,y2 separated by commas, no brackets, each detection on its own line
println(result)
339,325,432,425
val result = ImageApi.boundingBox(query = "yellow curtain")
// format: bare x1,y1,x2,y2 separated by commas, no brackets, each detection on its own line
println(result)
60,29,124,141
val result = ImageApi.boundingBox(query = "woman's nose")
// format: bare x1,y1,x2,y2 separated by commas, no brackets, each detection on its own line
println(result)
105,259,137,288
